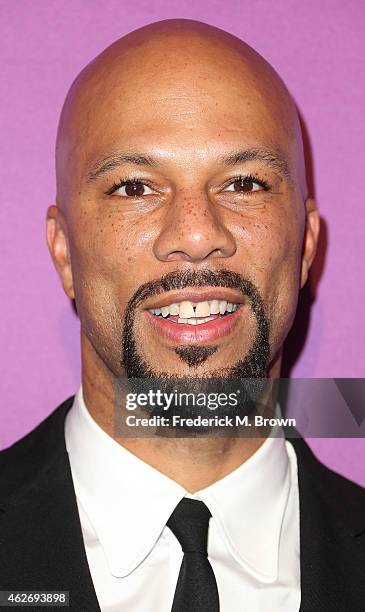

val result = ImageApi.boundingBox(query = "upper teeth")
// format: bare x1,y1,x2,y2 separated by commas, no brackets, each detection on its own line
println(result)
149,300,239,318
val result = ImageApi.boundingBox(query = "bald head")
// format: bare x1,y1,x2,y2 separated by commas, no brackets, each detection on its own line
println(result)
47,18,319,388
55,19,306,207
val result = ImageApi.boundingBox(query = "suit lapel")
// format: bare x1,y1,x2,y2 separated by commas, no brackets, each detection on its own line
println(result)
0,399,101,611
288,438,365,612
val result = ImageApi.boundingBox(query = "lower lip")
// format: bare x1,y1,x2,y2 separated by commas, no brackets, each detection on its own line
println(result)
144,308,242,344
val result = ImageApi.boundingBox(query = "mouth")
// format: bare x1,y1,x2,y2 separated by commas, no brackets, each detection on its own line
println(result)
143,289,245,344
148,298,240,324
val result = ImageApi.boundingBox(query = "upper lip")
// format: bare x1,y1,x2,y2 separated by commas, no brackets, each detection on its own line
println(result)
143,288,246,309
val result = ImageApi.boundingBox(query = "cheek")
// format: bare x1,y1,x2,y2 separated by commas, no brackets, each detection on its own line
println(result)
263,219,303,346
67,210,159,328
235,209,302,279
236,210,304,346
69,210,146,287
66,214,127,334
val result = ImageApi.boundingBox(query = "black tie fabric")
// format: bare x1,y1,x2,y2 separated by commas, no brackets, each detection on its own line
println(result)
167,498,220,612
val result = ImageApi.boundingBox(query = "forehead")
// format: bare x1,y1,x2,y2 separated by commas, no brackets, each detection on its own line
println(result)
59,35,300,184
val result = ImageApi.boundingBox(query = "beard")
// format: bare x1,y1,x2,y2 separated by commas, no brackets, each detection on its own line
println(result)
117,269,272,435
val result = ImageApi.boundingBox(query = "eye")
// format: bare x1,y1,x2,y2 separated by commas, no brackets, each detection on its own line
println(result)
108,179,156,197
224,175,269,193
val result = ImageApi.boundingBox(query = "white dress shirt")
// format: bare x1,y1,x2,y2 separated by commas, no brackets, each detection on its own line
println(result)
65,386,301,612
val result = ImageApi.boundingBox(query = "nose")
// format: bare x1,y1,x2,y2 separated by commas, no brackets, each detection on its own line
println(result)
153,189,237,263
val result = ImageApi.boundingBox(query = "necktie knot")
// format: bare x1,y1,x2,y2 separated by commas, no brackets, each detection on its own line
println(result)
167,498,211,555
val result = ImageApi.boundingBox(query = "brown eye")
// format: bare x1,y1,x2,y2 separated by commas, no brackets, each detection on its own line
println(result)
124,181,146,196
234,178,253,192
112,180,155,197
233,179,255,191
224,176,264,193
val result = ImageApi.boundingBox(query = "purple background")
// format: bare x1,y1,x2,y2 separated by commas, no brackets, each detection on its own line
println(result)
0,1,364,485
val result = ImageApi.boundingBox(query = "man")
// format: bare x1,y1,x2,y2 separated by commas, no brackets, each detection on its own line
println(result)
0,18,364,612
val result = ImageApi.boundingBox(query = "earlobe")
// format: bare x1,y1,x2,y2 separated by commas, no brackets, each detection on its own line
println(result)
300,198,320,289
46,205,75,299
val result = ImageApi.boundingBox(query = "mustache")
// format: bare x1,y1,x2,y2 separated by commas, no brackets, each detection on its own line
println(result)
127,269,267,318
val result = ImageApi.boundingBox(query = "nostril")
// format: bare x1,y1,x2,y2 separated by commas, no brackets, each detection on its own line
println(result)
166,251,192,261
152,217,236,262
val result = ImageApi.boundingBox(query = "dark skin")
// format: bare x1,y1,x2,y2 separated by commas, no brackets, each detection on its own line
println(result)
47,19,319,491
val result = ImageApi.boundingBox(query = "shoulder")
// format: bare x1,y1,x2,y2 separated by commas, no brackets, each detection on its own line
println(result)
288,437,365,532
0,396,74,505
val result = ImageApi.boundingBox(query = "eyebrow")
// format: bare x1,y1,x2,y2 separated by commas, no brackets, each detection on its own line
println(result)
86,153,158,182
219,147,290,179
86,147,290,182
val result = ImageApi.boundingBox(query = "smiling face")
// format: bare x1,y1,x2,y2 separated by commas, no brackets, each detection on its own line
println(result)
48,20,319,386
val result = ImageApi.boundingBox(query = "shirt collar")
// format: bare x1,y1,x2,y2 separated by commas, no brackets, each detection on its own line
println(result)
194,428,290,581
65,385,290,582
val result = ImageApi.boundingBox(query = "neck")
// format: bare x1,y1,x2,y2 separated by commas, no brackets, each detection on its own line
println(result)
81,333,282,492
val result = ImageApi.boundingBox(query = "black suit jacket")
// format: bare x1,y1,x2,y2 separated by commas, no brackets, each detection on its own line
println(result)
0,397,364,611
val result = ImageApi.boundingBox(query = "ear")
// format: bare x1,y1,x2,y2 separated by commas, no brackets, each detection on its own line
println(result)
300,198,320,289
46,205,75,299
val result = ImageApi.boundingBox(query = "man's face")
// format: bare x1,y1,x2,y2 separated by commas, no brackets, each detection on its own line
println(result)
52,35,315,382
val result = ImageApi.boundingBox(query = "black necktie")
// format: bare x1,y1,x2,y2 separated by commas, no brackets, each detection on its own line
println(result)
167,498,220,612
